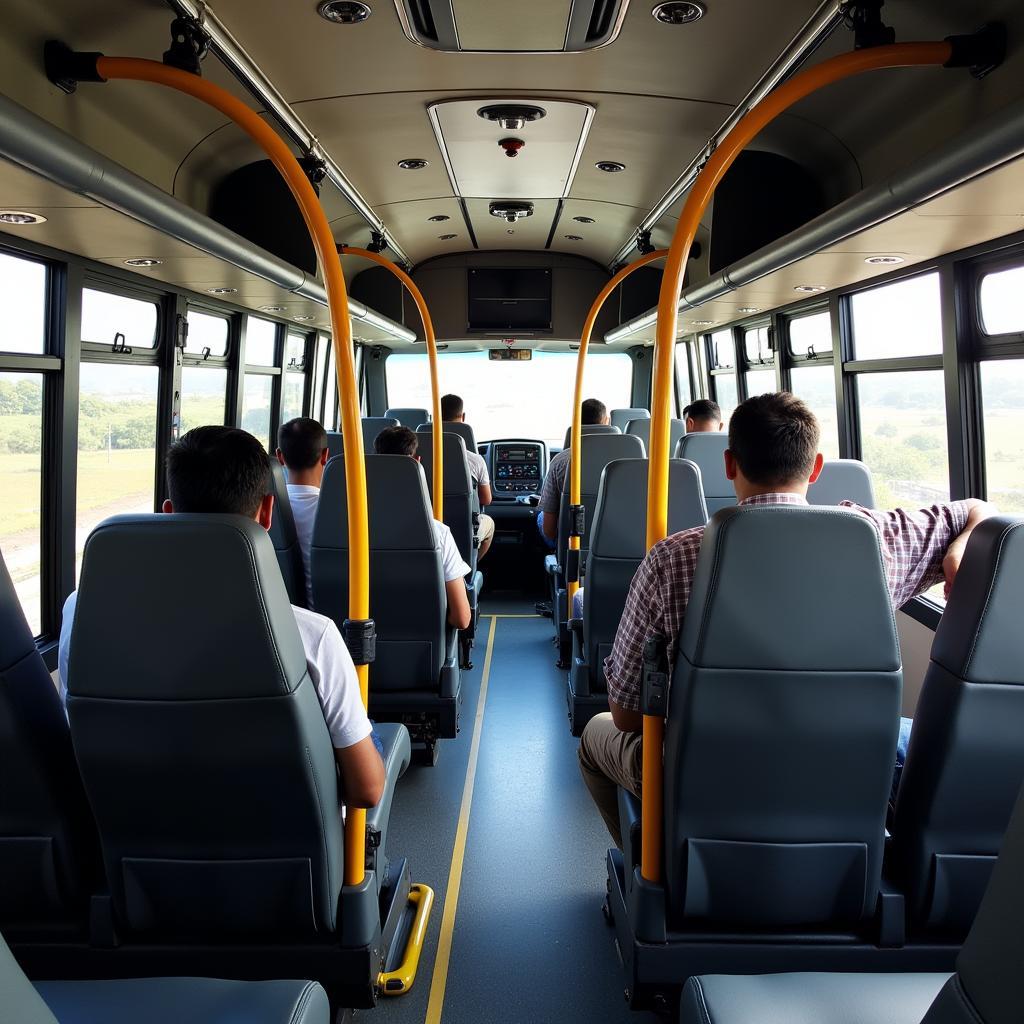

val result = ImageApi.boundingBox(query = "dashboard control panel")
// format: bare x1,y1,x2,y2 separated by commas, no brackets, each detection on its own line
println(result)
491,442,544,497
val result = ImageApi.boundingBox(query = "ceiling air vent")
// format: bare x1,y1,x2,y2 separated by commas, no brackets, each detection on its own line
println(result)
394,0,631,52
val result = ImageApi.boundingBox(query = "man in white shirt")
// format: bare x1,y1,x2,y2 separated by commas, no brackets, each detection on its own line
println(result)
440,393,495,559
373,426,473,629
276,416,330,608
58,425,384,810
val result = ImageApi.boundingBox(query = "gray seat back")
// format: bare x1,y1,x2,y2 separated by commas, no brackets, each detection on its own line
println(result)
611,407,649,432
67,515,343,937
441,420,478,454
0,930,57,1024
892,517,1024,933
583,459,707,689
807,459,876,507
0,551,98,929
267,462,307,608
325,430,345,461
362,416,399,451
666,506,901,928
385,407,430,429
313,456,447,691
625,417,685,455
561,423,620,450
416,430,476,570
674,432,733,514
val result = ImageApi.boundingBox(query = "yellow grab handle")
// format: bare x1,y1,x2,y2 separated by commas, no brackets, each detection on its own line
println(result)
340,246,444,521
378,883,435,996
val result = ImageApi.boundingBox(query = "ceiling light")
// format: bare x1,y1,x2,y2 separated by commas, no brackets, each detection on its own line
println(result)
565,234,583,241
207,286,237,294
260,305,287,312
438,233,458,240
477,104,546,132
124,258,163,268
489,200,534,224
317,0,371,23
652,1,706,25
0,210,47,225
596,161,626,173
689,319,714,326
737,306,759,313
293,314,316,321
573,215,596,224
793,285,826,293
864,255,905,265
428,214,450,222
397,158,429,170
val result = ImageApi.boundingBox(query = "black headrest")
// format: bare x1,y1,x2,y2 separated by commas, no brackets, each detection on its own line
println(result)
674,432,730,497
415,429,472,495
70,515,308,700
385,407,430,429
807,459,876,508
930,517,1024,685
362,416,398,451
268,462,298,549
681,505,899,672
562,423,621,449
611,408,649,432
559,434,646,494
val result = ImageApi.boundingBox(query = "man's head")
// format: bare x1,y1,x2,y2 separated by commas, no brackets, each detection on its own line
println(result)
581,398,610,426
725,392,823,499
374,425,419,458
276,417,329,485
164,425,274,527
683,399,723,433
441,393,465,422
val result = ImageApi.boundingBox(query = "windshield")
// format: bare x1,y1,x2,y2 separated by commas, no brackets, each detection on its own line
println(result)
385,350,634,447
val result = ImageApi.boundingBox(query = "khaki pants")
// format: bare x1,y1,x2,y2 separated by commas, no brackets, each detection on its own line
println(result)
578,712,642,849
477,513,495,546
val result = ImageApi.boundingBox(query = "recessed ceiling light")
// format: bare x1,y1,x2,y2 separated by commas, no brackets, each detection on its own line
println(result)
317,0,371,23
293,314,316,321
596,161,626,173
573,215,596,224
864,255,905,265
208,286,237,294
652,1,706,25
438,233,458,240
689,319,714,326
564,234,583,241
737,306,760,313
124,258,163,268
428,214,450,222
0,210,47,225
397,158,428,170
260,305,287,312
793,285,826,293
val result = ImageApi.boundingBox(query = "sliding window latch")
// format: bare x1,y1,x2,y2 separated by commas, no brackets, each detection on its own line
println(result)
111,332,132,355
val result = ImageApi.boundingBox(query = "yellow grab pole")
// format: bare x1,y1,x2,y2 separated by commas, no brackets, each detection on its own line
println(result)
641,41,954,884
95,55,374,887
567,249,668,608
339,246,443,520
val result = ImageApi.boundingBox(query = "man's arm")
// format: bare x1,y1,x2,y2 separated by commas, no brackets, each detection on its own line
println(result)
942,498,996,598
478,482,493,507
609,700,643,733
334,736,385,808
542,510,558,541
445,578,472,629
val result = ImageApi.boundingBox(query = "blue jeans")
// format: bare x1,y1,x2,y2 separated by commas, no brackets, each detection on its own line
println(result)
370,724,385,759
891,716,913,806
536,510,556,550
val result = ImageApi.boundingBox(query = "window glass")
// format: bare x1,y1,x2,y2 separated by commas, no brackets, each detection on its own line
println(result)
745,369,775,398
0,371,44,634
0,253,47,354
980,359,1024,513
709,329,734,369
979,266,1024,335
245,316,277,366
851,273,942,360
185,310,229,357
81,288,158,349
857,371,948,509
180,367,228,432
675,342,692,411
326,373,339,431
313,337,329,420
241,374,274,447
788,310,832,358
744,326,772,364
790,365,839,460
285,333,307,369
713,374,738,424
282,371,305,424
386,350,632,447
76,363,159,577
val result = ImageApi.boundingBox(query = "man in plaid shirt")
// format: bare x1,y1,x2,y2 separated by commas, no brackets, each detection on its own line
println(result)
579,392,995,847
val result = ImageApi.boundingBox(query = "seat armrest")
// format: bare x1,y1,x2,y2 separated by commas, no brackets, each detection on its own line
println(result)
619,788,642,881
568,617,583,640
362,723,410,886
544,554,560,576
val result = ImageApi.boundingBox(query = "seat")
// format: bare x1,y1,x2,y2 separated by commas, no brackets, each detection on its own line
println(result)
62,514,413,1007
313,455,461,754
441,420,478,454
610,407,649,432
1,928,330,1024
606,505,936,1006
361,416,398,451
385,407,430,429
567,458,707,735
674,432,733,514
561,423,620,449
808,459,877,507
324,430,344,461
679,781,1024,1024
625,417,685,455
889,516,1024,935
267,462,307,608
0,548,99,937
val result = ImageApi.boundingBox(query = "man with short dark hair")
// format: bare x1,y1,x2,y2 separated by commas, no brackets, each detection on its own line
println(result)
440,393,495,559
579,392,996,846
374,426,473,629
682,398,723,433
537,398,610,546
59,426,385,810
276,417,329,608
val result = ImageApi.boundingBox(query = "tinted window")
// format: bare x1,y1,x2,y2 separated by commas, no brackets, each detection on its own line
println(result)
82,288,158,349
709,329,734,369
790,365,839,460
246,317,277,366
714,374,738,424
241,374,274,447
744,326,771,364
788,310,832,358
980,359,1024,513
185,310,229,357
180,367,228,432
979,266,1024,335
851,273,942,360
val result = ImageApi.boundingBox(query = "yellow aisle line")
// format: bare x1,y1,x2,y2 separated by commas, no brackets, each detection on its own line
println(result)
423,614,499,1024
480,613,537,618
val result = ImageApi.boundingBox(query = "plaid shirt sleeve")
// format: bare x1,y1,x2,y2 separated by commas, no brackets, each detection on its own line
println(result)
539,451,567,515
843,500,972,608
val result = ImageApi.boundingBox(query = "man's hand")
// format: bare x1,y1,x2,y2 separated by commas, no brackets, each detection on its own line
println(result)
609,698,643,734
943,499,996,599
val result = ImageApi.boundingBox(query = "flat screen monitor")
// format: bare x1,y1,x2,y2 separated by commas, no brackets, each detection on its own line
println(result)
467,268,552,332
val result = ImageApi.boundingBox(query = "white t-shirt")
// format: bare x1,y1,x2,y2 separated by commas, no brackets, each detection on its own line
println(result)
57,591,371,751
432,520,472,582
465,450,490,488
286,482,319,609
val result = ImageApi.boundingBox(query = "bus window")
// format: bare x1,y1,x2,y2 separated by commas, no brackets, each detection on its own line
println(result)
245,316,278,366
282,333,308,423
674,341,692,411
0,371,44,634
850,273,942,359
708,329,737,423
180,311,230,432
789,364,839,460
241,374,274,449
789,310,833,358
980,359,1024,513
0,252,47,354
979,266,1024,335
81,288,158,349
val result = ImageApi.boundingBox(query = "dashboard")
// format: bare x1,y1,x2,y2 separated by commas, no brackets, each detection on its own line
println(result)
483,441,547,500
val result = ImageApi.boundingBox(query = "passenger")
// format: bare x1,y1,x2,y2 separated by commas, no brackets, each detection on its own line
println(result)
579,392,995,847
276,416,329,609
682,398,723,432
441,393,495,560
58,426,385,808
373,426,473,630
537,397,610,548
